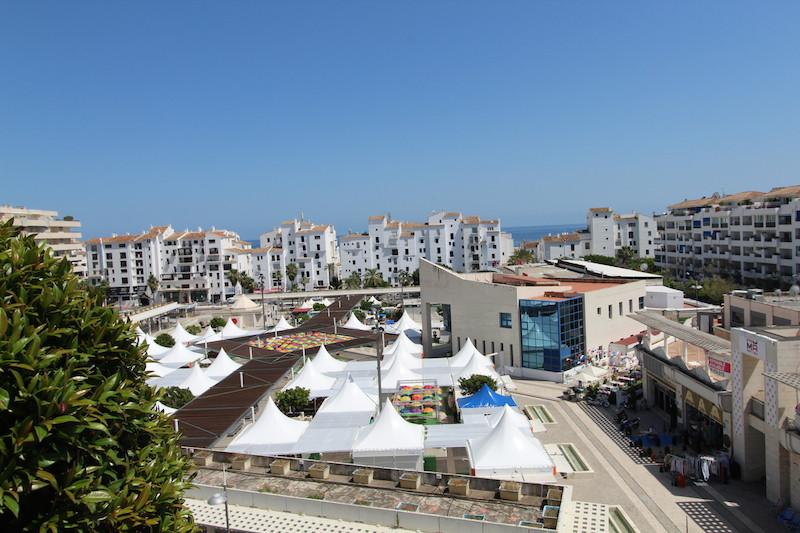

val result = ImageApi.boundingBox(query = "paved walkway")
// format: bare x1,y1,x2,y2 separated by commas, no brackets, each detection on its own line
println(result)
186,498,413,532
512,379,772,533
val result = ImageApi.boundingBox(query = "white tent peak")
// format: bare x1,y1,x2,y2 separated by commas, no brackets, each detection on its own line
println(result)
270,316,293,333
384,330,423,356
468,407,553,472
283,358,336,395
206,348,242,381
343,312,371,331
352,399,424,452
227,397,309,452
449,338,482,367
154,401,177,415
178,364,217,396
157,341,204,367
311,345,347,373
230,294,258,310
317,375,377,415
457,352,500,382
173,322,201,344
386,310,422,335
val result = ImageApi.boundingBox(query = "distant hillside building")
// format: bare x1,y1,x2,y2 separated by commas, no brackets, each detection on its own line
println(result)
535,208,656,261
0,205,86,277
339,211,513,286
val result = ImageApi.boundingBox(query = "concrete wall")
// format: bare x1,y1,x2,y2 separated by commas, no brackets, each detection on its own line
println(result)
724,294,800,329
583,281,648,352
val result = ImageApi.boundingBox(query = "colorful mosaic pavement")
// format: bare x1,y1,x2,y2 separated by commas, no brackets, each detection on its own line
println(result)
248,331,354,353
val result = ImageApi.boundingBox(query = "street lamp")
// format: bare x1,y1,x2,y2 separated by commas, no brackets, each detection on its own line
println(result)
207,492,230,533
372,304,384,411
258,273,267,331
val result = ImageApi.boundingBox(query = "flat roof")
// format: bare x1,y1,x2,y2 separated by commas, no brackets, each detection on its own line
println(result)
632,311,731,355
556,259,662,279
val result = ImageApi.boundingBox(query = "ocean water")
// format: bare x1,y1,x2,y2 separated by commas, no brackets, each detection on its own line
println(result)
505,224,584,246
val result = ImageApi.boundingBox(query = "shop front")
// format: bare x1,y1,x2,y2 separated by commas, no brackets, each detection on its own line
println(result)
683,389,725,452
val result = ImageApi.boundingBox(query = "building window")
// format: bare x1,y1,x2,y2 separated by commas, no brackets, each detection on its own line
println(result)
499,312,512,328
628,299,633,313
608,305,613,318
619,302,623,315
520,297,584,373
597,307,601,315
638,297,644,310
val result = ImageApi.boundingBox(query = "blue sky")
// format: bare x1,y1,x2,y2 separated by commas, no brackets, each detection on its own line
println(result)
2,2,799,239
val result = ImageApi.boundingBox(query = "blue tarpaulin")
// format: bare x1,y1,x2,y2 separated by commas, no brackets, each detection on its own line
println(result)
457,384,517,409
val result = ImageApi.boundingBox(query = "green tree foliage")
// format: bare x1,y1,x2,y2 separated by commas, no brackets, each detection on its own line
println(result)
344,272,362,290
285,263,299,289
397,271,412,287
0,221,195,531
457,374,498,396
665,276,735,305
161,387,195,409
209,317,226,330
329,276,342,290
353,309,366,322
509,248,535,265
363,268,387,288
274,387,310,415
312,303,326,312
239,273,255,293
155,333,175,347
184,324,201,335
411,268,420,285
359,299,373,311
582,254,616,266
147,274,160,303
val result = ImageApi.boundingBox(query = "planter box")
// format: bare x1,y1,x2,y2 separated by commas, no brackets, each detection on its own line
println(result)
353,468,374,485
269,459,291,476
543,504,560,528
192,451,213,467
499,481,521,502
231,455,251,472
399,472,421,490
546,487,563,505
448,478,470,496
308,463,330,480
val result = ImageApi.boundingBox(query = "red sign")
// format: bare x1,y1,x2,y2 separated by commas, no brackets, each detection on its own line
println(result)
708,357,731,375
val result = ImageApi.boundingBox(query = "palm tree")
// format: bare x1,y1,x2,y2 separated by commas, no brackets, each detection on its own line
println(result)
146,274,159,304
344,272,362,290
615,246,636,267
509,248,535,265
363,268,386,288
226,269,242,287
285,263,298,290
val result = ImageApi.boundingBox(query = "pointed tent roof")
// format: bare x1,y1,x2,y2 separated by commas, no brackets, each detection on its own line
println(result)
172,322,202,344
203,318,262,342
352,399,424,452
457,383,517,409
205,348,242,381
146,361,180,378
269,316,293,333
386,310,422,335
154,401,177,415
376,357,422,390
178,364,218,396
311,345,347,374
342,312,371,331
135,326,146,337
198,325,217,340
282,358,336,395
157,342,204,367
144,338,171,357
456,353,501,383
226,397,309,454
230,294,258,310
380,343,422,371
448,338,481,367
487,405,532,430
317,375,377,415
383,330,423,356
468,408,553,472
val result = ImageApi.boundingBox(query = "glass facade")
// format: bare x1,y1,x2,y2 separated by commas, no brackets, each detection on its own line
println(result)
519,297,585,372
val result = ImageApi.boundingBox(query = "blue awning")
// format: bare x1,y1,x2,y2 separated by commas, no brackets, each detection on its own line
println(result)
457,384,517,409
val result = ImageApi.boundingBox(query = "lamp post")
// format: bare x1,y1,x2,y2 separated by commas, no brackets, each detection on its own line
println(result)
258,273,266,331
207,492,230,533
372,304,384,411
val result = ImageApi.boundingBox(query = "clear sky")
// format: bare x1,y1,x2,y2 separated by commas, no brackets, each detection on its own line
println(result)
2,2,799,239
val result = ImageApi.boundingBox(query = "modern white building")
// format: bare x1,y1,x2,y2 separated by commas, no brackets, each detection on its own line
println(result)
655,185,800,285
535,207,656,261
1,205,87,276
259,219,338,291
420,259,655,382
339,211,513,286
86,225,253,304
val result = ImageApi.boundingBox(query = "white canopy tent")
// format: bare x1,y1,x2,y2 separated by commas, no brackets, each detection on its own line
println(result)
374,358,423,391
310,345,347,374
154,401,178,415
197,325,217,341
447,338,484,368
136,329,171,357
269,316,293,333
383,330,423,356
230,294,259,310
380,344,423,372
385,311,423,336
466,408,555,481
573,365,608,384
145,361,180,378
342,312,371,331
282,359,337,398
316,375,377,419
226,397,309,456
172,322,202,344
202,318,263,343
177,364,218,396
205,348,242,381
352,399,424,470
156,342,204,367
457,353,501,383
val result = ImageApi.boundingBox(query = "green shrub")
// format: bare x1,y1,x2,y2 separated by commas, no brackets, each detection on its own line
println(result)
0,220,194,531
312,303,326,312
353,309,366,322
209,317,226,330
161,387,195,409
185,324,201,335
274,387,310,414
155,333,175,347
458,374,498,396
359,300,372,311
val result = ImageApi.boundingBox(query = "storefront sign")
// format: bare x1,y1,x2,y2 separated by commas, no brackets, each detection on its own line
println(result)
739,334,766,359
708,357,731,376
684,390,723,424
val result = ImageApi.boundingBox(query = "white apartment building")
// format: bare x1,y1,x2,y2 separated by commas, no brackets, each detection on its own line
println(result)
536,208,656,261
1,205,87,276
339,211,513,285
86,225,252,304
259,219,338,291
655,185,800,285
